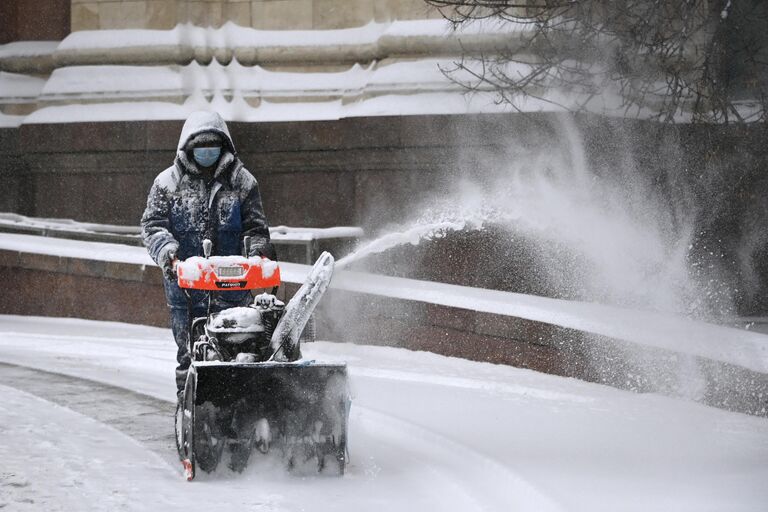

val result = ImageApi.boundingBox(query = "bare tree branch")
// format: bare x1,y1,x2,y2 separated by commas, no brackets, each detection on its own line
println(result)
426,0,768,123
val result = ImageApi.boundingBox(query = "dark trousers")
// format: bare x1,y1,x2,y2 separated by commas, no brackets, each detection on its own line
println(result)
169,294,252,393
169,304,208,393
164,270,253,394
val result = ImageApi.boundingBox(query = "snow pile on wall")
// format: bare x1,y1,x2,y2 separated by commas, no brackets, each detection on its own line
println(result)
54,20,523,64
0,41,60,59
0,232,765,375
37,59,460,102
0,41,58,74
0,72,46,101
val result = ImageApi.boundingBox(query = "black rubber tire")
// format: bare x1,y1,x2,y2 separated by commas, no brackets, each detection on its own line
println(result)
228,441,252,473
336,446,346,475
176,369,197,480
335,395,349,475
194,402,223,473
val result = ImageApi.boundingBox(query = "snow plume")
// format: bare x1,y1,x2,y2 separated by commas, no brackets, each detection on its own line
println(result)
738,203,768,310
485,116,708,317
337,178,502,269
348,115,718,319
337,195,495,268
341,114,751,401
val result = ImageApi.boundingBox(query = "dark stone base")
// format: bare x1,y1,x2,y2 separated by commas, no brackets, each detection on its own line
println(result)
2,114,767,315
0,251,168,327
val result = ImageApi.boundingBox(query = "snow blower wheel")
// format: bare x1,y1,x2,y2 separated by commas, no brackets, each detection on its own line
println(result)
176,367,197,481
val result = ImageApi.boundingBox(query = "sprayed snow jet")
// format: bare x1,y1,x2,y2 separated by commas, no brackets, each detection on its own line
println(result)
337,114,756,402
345,115,709,317
337,220,470,269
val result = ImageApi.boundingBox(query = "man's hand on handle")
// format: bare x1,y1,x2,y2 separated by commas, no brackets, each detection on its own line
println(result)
160,245,179,281
250,240,277,262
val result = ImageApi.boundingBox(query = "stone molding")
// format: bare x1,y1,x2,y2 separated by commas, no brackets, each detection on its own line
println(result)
1,21,521,74
54,25,514,69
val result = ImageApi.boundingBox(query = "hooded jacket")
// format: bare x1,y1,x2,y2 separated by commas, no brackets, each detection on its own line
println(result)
141,111,271,307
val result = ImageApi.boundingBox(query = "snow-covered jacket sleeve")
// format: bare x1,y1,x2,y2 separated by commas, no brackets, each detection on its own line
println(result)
141,172,180,266
238,168,271,255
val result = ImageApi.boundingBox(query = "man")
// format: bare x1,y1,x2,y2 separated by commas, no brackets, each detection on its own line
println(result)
141,111,275,399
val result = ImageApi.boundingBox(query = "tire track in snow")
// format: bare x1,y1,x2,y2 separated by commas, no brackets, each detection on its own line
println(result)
0,384,206,512
0,362,180,469
354,404,563,512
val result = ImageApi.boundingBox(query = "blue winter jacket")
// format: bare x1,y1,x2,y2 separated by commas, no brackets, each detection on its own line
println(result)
141,111,271,308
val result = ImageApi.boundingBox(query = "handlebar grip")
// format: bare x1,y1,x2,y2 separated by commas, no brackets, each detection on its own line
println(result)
202,239,212,258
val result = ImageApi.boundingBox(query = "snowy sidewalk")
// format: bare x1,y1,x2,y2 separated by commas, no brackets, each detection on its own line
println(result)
0,315,767,512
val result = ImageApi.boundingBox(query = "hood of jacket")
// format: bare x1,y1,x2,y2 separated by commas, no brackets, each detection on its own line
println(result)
175,111,239,179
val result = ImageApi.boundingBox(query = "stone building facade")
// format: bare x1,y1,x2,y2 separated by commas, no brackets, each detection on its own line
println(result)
0,0,71,44
1,0,439,44
70,0,439,31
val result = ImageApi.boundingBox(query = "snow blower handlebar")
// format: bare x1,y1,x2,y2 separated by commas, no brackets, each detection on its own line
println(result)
174,238,281,291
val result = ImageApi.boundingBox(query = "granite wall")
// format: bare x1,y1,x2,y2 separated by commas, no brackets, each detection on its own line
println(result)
0,114,476,228
0,0,71,44
1,113,767,315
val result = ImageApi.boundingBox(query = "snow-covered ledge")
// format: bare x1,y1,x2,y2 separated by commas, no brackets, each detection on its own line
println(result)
0,232,560,373
1,232,765,372
1,232,766,416
51,21,524,69
0,41,59,74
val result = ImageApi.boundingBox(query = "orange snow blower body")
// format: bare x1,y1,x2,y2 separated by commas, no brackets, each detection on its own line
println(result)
174,246,348,482
176,256,281,291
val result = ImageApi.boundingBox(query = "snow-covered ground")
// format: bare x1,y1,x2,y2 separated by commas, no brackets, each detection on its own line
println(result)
0,315,766,511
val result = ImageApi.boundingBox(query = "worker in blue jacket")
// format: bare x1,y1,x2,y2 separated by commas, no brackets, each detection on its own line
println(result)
141,111,275,397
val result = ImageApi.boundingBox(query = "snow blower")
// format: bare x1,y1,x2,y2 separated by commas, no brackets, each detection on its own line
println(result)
174,238,349,481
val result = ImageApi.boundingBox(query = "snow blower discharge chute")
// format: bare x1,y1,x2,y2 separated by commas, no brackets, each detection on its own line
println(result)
174,238,349,481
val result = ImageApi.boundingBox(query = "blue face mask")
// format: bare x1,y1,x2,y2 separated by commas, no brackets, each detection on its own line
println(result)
192,146,221,168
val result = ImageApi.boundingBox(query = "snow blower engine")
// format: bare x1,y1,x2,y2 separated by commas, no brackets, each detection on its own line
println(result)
174,237,349,481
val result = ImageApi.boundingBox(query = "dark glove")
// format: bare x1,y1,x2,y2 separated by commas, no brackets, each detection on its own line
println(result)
249,240,277,261
159,244,178,281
